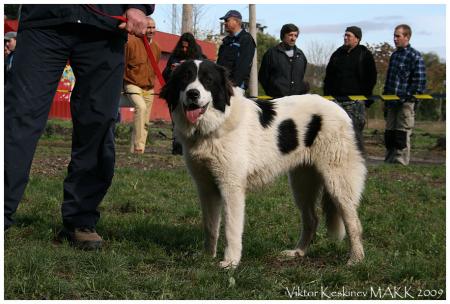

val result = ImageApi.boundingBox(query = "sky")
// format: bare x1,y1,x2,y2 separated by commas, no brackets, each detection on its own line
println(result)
152,2,446,63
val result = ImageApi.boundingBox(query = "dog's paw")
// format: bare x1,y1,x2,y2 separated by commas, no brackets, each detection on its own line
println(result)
346,254,364,266
219,260,238,269
280,249,306,258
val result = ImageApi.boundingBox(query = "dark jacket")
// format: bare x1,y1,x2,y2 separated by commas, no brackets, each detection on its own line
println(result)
258,44,308,98
323,44,377,96
217,29,256,89
18,4,155,37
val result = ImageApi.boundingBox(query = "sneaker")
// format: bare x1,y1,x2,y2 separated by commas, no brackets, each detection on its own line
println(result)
172,141,183,155
56,227,103,250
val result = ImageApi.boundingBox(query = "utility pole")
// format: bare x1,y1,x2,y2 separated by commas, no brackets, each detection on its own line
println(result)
181,4,193,34
248,4,258,97
171,4,177,34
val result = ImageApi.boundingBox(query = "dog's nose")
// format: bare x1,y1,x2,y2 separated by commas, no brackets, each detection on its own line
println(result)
186,89,200,101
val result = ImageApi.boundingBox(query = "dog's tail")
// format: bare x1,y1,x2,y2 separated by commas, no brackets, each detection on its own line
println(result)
321,190,346,241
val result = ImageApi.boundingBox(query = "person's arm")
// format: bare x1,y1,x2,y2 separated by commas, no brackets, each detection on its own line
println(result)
233,33,256,87
258,50,271,93
162,56,175,82
323,54,335,96
364,51,377,95
409,54,426,94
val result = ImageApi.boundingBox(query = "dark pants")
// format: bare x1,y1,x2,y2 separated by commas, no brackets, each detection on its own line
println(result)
4,24,125,229
338,101,366,150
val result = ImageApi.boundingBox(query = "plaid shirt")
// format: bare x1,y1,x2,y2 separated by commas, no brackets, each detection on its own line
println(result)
383,45,426,97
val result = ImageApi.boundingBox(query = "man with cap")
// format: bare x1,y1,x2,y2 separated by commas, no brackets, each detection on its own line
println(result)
217,10,256,91
324,26,377,148
259,23,309,98
4,31,17,82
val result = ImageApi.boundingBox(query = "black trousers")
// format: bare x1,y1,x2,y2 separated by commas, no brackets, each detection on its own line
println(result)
4,24,125,229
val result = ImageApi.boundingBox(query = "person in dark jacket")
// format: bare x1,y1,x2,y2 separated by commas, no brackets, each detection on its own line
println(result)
323,26,377,147
4,4,154,249
162,32,206,155
217,10,256,91
4,31,17,84
259,23,308,98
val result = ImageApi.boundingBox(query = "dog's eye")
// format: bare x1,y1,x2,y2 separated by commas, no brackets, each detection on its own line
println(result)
202,75,212,85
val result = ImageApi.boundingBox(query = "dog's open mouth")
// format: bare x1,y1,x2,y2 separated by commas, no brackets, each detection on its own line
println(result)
184,103,209,124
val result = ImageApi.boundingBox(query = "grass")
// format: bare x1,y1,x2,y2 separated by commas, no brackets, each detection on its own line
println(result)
4,120,446,300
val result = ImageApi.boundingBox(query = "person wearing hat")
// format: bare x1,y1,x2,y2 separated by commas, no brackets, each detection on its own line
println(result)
324,26,377,149
4,31,17,82
217,10,256,91
258,23,309,98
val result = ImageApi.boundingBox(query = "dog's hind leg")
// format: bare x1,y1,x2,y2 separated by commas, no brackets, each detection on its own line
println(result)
198,183,223,258
282,165,321,258
322,190,346,241
320,165,365,265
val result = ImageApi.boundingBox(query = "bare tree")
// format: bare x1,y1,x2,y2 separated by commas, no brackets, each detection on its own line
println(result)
304,40,336,66
303,41,336,91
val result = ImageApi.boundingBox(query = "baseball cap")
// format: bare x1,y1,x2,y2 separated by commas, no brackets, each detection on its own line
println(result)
4,31,17,41
219,10,242,20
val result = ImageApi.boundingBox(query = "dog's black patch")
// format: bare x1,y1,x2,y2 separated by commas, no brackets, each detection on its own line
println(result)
198,61,233,112
253,99,277,128
160,60,198,111
277,119,299,154
304,114,322,147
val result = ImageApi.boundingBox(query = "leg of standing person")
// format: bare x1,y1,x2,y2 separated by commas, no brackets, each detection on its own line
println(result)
60,24,125,235
393,102,415,165
4,26,70,229
384,104,399,163
142,88,155,150
125,83,147,153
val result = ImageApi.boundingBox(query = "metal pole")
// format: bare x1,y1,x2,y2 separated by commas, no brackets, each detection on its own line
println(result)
248,4,258,97
172,4,177,34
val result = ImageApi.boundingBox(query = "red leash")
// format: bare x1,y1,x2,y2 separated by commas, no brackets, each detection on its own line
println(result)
85,5,166,87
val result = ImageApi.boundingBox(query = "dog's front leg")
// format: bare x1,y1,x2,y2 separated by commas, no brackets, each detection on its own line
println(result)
198,186,223,257
220,187,246,269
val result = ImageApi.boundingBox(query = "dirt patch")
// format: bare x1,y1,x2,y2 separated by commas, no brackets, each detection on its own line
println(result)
31,121,445,178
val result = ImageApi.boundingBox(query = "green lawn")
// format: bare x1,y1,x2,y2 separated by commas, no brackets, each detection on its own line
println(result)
4,120,446,300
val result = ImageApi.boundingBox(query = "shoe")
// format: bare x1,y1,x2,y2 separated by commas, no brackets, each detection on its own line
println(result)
133,149,144,154
172,141,183,155
56,227,103,250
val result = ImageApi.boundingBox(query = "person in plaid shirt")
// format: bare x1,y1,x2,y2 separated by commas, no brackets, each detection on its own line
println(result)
383,24,426,165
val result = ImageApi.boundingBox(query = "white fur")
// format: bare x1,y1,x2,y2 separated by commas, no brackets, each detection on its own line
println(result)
172,85,367,268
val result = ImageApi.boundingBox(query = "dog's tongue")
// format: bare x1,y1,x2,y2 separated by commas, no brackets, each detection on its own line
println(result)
186,108,202,124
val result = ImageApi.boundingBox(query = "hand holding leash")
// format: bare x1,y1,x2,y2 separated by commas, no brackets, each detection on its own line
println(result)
117,8,147,37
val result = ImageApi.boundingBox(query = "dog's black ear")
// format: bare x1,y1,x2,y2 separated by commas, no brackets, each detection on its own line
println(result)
215,64,234,106
160,75,179,111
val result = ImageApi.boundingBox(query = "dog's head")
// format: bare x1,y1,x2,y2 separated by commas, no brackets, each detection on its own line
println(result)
160,60,234,137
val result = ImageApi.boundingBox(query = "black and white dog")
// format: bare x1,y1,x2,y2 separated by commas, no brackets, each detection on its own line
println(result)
161,60,366,268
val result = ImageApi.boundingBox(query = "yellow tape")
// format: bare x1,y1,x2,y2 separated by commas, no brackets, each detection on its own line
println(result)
413,94,433,99
380,95,400,100
348,95,368,101
56,89,71,93
257,94,436,101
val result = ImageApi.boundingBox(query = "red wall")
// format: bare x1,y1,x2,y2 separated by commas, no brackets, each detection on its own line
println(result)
47,31,217,123
5,20,217,123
